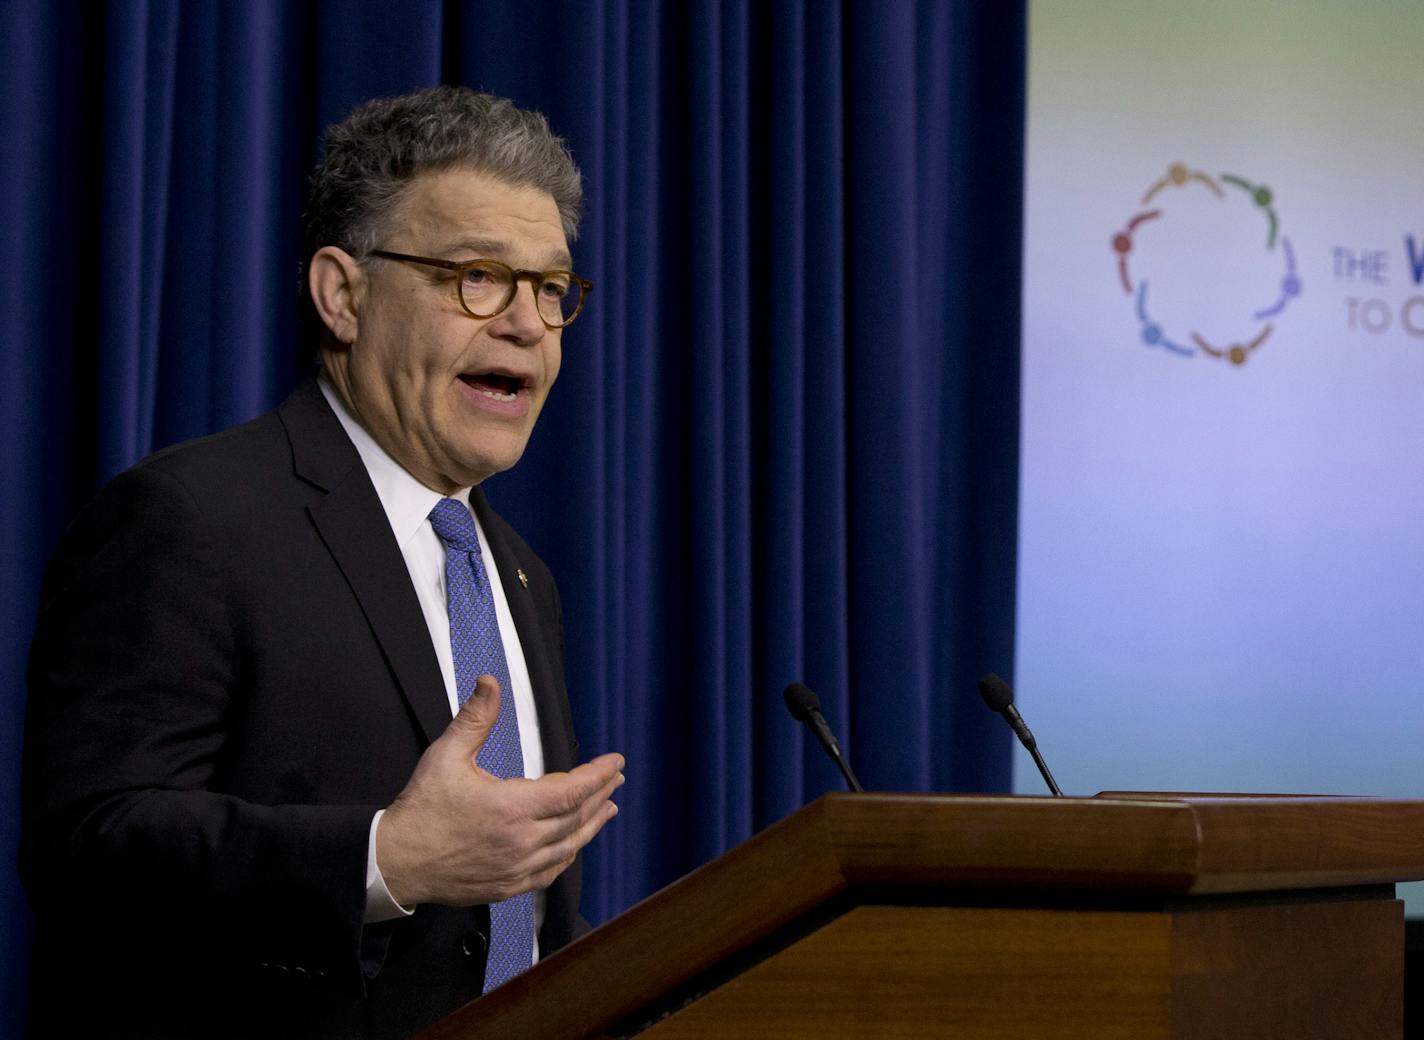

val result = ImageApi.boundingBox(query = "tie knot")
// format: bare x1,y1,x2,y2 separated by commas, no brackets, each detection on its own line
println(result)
428,498,481,553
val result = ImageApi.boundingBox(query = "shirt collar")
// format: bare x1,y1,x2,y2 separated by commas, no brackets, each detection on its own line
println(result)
317,375,472,546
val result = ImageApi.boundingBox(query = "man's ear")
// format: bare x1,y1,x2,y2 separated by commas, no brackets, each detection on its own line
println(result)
308,246,365,345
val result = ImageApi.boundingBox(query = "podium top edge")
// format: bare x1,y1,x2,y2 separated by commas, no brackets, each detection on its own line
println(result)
816,791,1424,805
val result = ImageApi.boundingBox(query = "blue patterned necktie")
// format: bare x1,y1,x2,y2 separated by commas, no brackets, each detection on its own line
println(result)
427,497,534,992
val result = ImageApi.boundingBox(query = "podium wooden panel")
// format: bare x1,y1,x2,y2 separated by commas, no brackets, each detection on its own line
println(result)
418,794,1424,1039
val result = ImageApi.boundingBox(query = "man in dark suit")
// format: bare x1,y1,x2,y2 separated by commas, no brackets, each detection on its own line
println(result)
21,87,622,1039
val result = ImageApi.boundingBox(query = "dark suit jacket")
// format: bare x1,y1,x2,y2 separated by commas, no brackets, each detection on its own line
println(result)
21,378,585,1039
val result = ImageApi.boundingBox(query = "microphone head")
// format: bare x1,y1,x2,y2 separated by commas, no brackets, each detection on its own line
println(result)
783,682,822,722
977,673,1015,714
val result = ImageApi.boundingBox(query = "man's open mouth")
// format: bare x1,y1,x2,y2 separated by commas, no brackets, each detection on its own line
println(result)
459,371,526,402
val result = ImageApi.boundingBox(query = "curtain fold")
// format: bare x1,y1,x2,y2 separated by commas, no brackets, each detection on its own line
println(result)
0,1,1024,1031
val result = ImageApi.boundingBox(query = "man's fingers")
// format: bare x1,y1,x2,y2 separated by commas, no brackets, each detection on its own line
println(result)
528,753,625,820
522,797,621,886
442,675,501,755
521,769,623,849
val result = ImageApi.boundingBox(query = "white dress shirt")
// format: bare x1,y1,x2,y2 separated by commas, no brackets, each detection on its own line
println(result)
318,378,545,955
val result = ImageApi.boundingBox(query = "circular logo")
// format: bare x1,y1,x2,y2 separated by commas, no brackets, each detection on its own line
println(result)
1110,162,1301,366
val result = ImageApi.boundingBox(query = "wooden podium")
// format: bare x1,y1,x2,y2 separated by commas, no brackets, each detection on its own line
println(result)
419,793,1424,1039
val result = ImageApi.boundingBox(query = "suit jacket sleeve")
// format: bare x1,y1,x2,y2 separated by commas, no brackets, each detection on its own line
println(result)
22,460,376,988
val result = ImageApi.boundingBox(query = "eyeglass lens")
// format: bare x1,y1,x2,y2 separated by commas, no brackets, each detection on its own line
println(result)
459,262,582,325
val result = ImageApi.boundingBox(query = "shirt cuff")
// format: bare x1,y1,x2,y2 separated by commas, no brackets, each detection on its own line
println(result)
365,809,415,923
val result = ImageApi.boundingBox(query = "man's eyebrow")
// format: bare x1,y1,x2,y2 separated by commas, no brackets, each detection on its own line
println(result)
439,237,509,257
438,238,574,269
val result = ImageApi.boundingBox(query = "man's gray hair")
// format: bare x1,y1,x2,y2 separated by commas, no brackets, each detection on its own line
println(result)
303,86,584,268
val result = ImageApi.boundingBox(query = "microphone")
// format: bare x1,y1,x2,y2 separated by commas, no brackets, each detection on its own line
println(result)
783,683,865,793
977,674,1063,797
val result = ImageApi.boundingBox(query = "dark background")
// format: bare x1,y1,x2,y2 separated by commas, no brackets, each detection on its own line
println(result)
0,1,1026,1033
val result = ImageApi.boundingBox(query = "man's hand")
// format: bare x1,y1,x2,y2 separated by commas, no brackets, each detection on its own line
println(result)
376,675,623,908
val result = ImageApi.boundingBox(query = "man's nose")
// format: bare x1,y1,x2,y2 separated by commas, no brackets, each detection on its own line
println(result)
495,280,547,344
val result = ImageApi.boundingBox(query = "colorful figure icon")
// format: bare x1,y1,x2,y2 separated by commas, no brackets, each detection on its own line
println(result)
1252,237,1301,320
1142,162,1223,205
1191,325,1273,367
1135,282,1193,356
1222,174,1280,249
1112,210,1161,294
1111,163,1300,367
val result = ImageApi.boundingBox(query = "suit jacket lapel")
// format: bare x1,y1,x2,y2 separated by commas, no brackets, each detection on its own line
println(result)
471,488,577,775
278,379,452,748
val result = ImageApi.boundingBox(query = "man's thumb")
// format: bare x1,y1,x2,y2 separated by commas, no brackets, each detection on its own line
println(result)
445,674,500,751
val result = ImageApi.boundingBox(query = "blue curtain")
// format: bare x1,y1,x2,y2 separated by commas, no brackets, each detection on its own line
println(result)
0,0,1024,1032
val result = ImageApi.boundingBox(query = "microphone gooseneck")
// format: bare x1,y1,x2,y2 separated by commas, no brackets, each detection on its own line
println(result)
977,673,1063,797
783,682,865,793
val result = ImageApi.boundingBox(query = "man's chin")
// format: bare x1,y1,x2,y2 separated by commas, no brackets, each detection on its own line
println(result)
445,439,531,488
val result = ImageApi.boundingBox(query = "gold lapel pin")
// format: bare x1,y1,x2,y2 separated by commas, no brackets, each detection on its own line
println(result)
516,568,529,589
